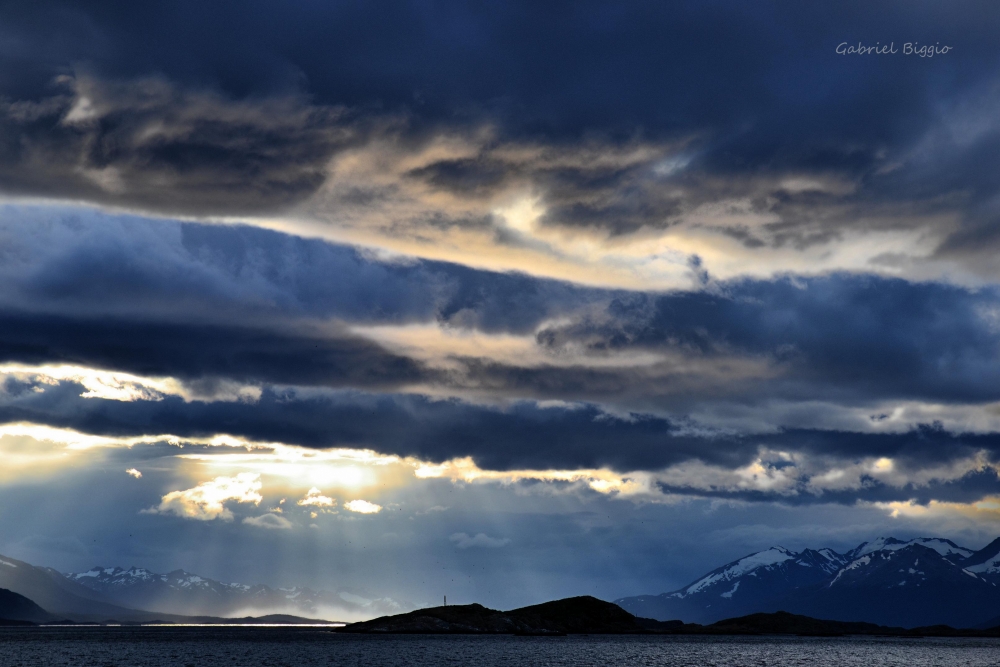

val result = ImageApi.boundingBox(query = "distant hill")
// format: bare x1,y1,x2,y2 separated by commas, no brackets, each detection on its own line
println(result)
0,587,59,624
338,596,676,634
337,596,1000,637
690,610,1000,637
616,536,1000,628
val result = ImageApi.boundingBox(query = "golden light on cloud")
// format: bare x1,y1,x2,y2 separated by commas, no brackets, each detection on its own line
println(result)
0,363,261,404
0,422,141,450
0,363,173,402
146,473,263,521
0,417,655,502
413,456,654,497
876,497,1000,523
10,412,1000,527
249,122,962,292
297,487,337,507
0,421,294,453
350,323,671,371
872,457,895,473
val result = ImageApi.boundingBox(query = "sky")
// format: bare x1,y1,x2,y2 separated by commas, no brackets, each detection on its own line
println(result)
2,0,1000,617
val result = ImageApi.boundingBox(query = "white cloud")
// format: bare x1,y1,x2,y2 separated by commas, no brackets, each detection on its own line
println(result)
125,468,142,479
449,532,511,549
145,473,262,521
344,499,382,514
243,513,293,530
297,487,337,507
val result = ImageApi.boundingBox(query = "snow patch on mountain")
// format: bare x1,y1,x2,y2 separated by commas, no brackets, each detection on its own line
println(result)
830,555,870,586
851,537,973,561
965,559,1000,574
66,564,415,620
675,547,795,598
817,549,840,562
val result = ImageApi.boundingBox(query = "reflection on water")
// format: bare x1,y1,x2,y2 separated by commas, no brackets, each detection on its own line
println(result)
2,627,1000,667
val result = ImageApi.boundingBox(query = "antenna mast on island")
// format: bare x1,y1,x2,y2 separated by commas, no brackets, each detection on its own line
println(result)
444,595,447,606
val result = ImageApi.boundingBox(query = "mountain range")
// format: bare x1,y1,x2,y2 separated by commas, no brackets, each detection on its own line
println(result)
65,565,411,619
0,552,411,623
6,535,1000,628
616,536,1000,628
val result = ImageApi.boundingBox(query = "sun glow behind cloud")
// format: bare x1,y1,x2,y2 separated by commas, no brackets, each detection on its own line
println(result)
278,146,962,292
7,419,1000,519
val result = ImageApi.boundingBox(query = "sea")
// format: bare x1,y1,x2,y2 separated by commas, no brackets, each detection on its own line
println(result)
2,627,999,666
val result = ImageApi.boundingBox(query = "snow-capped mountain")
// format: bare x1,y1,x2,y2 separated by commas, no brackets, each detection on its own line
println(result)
67,566,413,620
616,546,846,624
845,537,974,563
962,537,1000,577
616,536,1000,628
794,543,997,628
0,553,141,620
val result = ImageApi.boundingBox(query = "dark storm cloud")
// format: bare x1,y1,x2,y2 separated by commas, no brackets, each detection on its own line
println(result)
2,0,993,137
7,380,1000,506
0,74,360,216
0,310,427,390
754,424,1000,465
5,209,1000,409
0,1,997,245
0,207,607,332
535,275,1000,404
0,382,716,471
658,467,1000,506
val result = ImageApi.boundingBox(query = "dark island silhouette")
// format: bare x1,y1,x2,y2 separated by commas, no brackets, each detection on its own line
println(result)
336,595,1000,637
337,596,663,635
0,588,55,625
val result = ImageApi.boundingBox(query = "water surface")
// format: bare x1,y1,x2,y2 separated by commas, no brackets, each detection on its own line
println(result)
2,627,999,666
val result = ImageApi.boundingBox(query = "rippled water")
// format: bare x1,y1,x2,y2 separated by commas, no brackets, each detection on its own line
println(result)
2,627,1000,666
